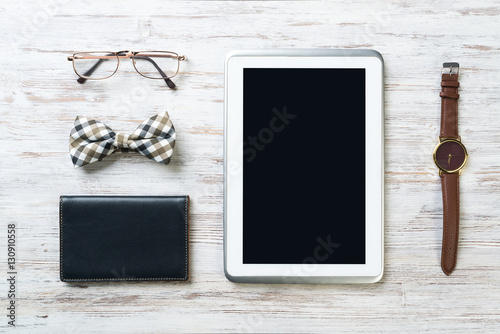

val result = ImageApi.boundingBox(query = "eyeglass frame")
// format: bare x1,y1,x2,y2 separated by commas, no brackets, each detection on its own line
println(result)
67,50,187,89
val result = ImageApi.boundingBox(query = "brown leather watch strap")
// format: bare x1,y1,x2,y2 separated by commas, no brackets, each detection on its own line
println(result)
440,73,460,139
438,64,461,275
440,173,460,275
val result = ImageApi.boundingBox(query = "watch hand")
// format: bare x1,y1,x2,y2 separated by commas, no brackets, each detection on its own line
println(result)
448,154,458,165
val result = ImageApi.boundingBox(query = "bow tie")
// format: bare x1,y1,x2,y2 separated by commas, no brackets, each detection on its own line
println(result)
69,111,175,167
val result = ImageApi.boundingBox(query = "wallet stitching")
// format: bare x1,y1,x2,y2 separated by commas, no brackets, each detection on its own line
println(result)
60,196,64,282
60,196,189,282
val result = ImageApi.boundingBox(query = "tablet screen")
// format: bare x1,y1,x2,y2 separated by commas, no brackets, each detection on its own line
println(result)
243,68,366,264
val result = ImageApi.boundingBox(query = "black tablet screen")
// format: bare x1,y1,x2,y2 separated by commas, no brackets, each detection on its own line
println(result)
243,68,366,264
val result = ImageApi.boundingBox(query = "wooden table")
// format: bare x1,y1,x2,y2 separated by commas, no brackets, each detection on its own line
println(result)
1,1,499,332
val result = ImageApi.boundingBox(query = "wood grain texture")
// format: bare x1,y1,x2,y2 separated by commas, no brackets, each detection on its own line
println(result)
0,0,499,332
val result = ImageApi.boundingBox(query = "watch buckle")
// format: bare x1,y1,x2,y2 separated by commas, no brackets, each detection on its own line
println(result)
442,62,459,76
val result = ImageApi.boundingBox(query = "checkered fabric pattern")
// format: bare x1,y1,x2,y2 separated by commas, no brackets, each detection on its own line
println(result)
69,111,176,167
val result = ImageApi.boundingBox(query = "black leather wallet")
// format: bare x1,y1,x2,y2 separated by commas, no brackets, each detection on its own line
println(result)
59,196,189,282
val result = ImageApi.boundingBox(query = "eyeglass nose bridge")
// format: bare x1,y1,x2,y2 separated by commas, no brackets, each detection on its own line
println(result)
116,50,135,59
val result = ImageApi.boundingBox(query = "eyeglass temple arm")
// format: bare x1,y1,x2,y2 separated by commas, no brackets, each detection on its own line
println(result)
73,53,176,89
133,55,176,89
75,58,106,84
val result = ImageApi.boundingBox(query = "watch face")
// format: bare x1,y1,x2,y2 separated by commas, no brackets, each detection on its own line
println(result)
434,139,468,173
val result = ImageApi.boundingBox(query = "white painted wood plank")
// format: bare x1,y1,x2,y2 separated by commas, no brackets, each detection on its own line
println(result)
0,0,499,332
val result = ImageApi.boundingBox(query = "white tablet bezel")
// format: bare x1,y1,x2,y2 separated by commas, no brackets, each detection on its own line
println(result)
224,49,384,283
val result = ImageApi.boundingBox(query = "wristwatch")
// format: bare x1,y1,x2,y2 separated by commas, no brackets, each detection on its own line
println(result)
433,62,468,275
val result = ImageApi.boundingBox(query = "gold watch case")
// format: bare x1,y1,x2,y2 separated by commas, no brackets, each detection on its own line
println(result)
433,137,468,175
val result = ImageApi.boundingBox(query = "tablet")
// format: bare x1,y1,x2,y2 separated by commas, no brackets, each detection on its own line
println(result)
224,49,384,283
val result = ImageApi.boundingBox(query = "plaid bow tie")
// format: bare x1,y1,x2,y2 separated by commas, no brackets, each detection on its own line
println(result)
69,111,175,167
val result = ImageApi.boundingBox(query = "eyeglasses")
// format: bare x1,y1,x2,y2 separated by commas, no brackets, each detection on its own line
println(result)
67,51,186,89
